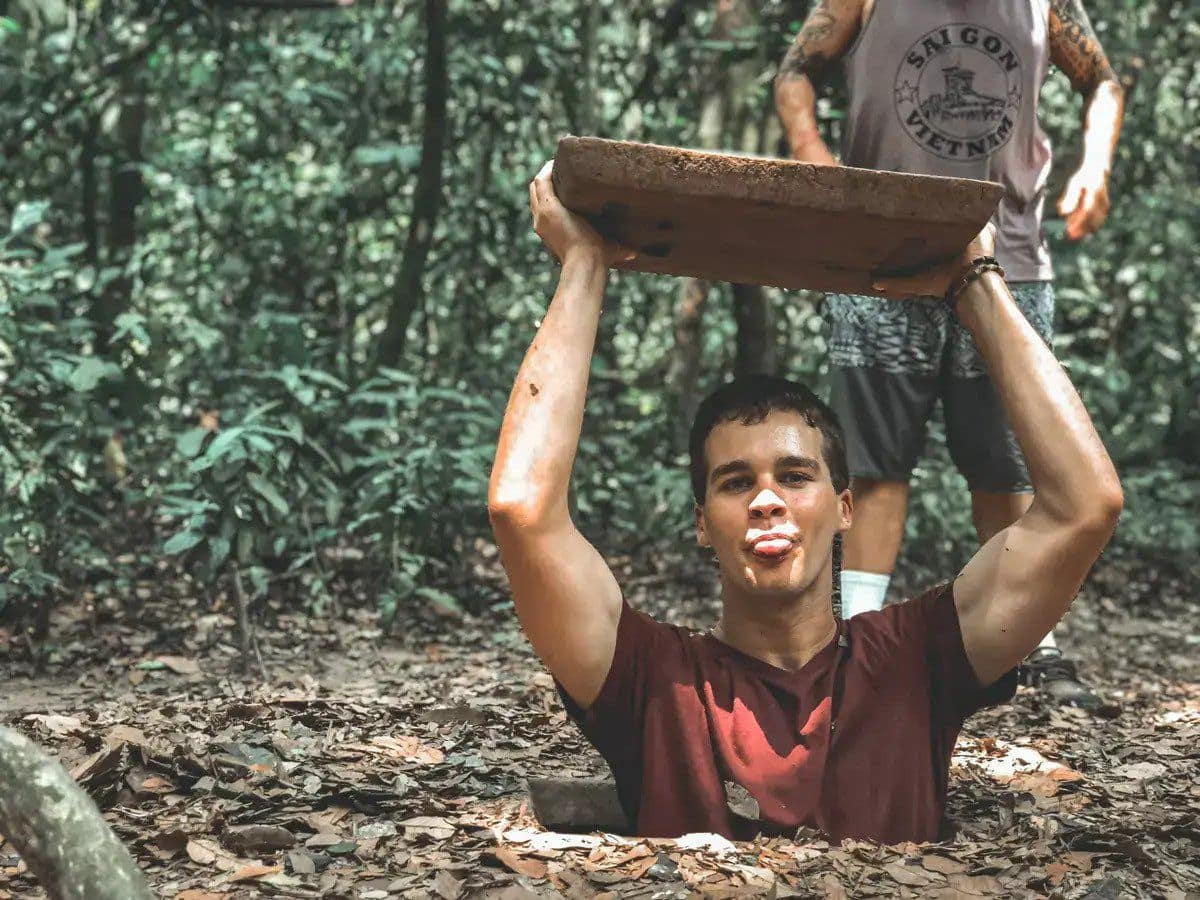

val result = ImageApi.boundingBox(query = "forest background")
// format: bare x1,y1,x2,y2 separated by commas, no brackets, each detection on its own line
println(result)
1,0,1196,657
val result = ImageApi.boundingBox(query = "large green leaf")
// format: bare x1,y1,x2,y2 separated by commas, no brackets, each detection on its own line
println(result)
164,530,204,555
248,473,290,517
9,201,48,235
352,143,421,167
67,358,122,392
176,428,210,459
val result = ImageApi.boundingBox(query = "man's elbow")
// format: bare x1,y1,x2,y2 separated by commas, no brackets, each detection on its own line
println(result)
1082,73,1124,106
488,495,534,530
487,492,559,535
1077,481,1124,536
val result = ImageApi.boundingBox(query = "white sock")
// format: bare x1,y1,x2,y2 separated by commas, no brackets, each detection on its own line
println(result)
840,570,890,618
1037,630,1058,651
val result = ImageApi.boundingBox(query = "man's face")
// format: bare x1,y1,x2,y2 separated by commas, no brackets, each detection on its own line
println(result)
695,410,852,599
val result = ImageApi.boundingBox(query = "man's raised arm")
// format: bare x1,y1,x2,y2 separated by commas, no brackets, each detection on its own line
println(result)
773,0,863,164
487,162,631,708
880,230,1123,685
1049,0,1126,241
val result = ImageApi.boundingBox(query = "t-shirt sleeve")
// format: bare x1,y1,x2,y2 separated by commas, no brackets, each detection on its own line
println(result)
553,601,672,789
910,581,1018,723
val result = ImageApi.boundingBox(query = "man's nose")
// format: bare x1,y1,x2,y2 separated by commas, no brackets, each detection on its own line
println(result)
748,488,786,518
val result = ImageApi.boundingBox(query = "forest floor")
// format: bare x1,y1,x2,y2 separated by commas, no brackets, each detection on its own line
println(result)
1,553,1197,899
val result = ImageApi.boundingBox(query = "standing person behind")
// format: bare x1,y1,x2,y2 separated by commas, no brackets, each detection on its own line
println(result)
774,0,1125,708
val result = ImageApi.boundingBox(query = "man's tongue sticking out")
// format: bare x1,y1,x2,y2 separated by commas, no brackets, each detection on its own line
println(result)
752,537,794,559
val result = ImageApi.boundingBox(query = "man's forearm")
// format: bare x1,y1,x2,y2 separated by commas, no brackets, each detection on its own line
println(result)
1079,79,1124,175
488,249,607,524
955,274,1122,523
774,77,840,165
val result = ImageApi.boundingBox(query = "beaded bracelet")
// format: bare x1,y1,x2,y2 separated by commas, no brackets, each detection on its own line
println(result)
945,256,1006,310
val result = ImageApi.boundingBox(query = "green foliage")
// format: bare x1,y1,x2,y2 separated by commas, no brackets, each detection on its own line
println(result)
0,0,1196,631
0,203,107,612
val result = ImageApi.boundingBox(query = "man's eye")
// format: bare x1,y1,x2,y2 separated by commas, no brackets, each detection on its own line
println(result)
782,472,813,484
723,477,751,491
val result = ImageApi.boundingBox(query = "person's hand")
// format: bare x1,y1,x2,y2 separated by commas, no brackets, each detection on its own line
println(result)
1057,164,1111,241
529,160,635,267
871,223,997,298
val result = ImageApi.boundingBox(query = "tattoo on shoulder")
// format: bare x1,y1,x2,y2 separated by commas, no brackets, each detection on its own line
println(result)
778,0,840,82
1049,0,1118,92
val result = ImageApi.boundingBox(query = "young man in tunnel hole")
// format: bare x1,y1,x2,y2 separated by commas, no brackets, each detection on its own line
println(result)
487,162,1122,841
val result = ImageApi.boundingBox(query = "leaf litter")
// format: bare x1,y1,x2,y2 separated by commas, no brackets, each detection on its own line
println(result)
1,557,1197,898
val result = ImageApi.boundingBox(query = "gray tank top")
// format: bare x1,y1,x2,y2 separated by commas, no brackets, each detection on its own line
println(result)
841,0,1054,281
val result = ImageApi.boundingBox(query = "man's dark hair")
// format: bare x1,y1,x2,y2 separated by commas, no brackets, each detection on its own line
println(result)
688,375,849,505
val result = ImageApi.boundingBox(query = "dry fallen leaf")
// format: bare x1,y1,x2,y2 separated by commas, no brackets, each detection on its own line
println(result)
1065,851,1096,872
288,851,316,875
140,775,175,793
398,816,456,840
378,734,445,764
822,872,847,900
921,854,969,875
1113,761,1167,780
22,714,84,736
221,824,296,854
186,839,218,866
723,780,761,821
339,735,445,765
492,847,548,878
948,873,1003,896
433,869,463,899
104,724,147,747
153,829,189,855
1008,771,1068,797
69,744,124,782
1046,861,1071,886
228,862,281,882
886,862,936,887
155,655,201,675
674,832,737,855
626,852,659,878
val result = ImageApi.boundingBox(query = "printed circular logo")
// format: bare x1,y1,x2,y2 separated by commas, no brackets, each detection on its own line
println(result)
894,23,1023,161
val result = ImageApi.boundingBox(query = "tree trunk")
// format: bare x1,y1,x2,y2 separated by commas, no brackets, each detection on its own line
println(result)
669,277,710,444
725,0,778,377
0,727,153,900
81,113,99,268
732,282,776,376
669,0,747,439
578,1,601,135
94,72,146,351
374,0,447,368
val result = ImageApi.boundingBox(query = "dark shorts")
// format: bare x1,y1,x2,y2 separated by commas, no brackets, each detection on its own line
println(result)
824,282,1054,493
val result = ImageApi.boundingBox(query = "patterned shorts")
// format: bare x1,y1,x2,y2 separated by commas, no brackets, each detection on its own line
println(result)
824,282,1054,491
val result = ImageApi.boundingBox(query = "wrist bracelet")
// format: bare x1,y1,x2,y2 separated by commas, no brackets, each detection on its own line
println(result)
945,256,1005,310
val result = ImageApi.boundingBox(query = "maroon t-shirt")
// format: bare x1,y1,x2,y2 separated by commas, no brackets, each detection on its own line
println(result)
557,582,1016,844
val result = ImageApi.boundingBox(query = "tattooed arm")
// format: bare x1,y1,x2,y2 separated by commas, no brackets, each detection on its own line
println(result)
1048,0,1125,240
773,0,864,164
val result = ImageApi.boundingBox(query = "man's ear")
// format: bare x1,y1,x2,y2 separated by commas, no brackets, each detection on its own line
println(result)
695,502,710,547
837,487,853,533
